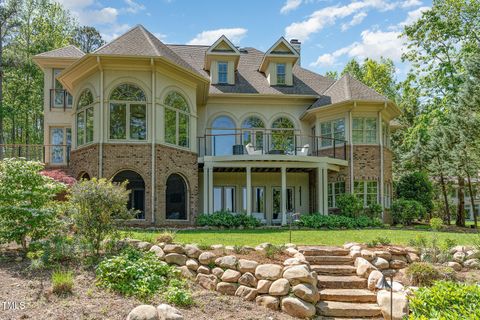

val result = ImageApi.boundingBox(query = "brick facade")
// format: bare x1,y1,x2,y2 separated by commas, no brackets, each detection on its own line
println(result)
69,144,99,179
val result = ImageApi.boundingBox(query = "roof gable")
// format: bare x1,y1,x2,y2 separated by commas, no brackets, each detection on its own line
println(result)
204,35,241,71
35,45,84,59
259,37,299,72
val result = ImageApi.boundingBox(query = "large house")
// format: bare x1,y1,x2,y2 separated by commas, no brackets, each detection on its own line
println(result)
32,25,400,226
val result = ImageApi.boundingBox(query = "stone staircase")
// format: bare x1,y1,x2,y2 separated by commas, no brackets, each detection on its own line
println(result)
299,246,383,319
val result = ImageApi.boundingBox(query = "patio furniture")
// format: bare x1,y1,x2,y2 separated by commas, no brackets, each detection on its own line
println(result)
232,144,244,155
245,143,262,155
297,144,309,156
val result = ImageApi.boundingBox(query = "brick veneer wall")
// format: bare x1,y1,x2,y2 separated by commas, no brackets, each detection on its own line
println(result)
69,144,99,179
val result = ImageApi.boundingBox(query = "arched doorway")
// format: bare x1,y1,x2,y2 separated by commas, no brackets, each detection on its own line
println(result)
78,172,90,180
166,174,188,220
112,170,145,219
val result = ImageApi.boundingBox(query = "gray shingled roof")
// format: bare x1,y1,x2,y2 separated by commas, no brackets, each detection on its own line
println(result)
94,25,204,78
310,74,388,109
168,44,334,95
35,45,84,58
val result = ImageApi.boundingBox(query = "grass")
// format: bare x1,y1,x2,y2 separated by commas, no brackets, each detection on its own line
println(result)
52,270,74,295
124,228,480,247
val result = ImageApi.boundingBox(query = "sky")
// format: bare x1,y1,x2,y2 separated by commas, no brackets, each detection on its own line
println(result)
56,0,432,79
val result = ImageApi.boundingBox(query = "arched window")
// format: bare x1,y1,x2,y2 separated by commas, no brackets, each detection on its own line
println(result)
76,89,94,146
109,84,147,140
78,172,90,180
242,116,265,150
112,170,145,219
271,117,295,154
164,91,190,148
166,174,188,220
211,116,236,156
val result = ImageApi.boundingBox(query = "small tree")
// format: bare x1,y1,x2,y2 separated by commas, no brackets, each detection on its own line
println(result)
69,178,132,256
0,158,65,251
336,194,363,218
396,171,434,215
391,199,426,225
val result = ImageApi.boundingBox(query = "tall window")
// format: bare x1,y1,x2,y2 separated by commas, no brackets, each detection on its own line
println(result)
271,117,295,153
218,61,228,84
354,180,378,206
112,170,145,219
328,181,345,208
320,119,345,147
213,186,236,212
242,116,265,150
352,117,377,144
384,182,392,209
211,116,236,156
76,89,94,146
166,174,188,220
109,83,147,140
53,69,72,108
164,91,190,147
276,63,286,85
50,127,71,164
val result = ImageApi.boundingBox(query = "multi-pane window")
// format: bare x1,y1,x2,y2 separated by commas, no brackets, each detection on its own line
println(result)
352,117,377,144
382,122,390,148
271,117,295,153
53,69,72,108
109,84,147,140
241,186,266,219
218,61,228,84
164,92,190,148
213,186,236,212
242,116,265,150
384,182,392,208
76,89,94,146
50,127,71,164
354,180,378,206
320,119,345,147
328,181,346,208
276,63,286,85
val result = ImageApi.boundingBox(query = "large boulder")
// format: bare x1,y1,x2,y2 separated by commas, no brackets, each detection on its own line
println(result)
235,285,257,301
198,252,217,265
163,244,184,254
136,241,153,251
216,282,239,295
257,280,272,294
238,259,258,273
292,283,319,304
377,290,409,320
127,305,158,320
255,264,283,281
406,252,420,263
195,274,218,291
256,295,279,311
355,257,377,278
445,261,462,271
283,258,304,266
212,267,224,278
453,251,466,263
344,242,361,249
466,250,480,260
157,304,183,320
149,245,165,260
186,259,199,271
361,249,375,261
238,272,257,287
372,257,389,270
184,244,201,258
216,255,238,269
282,264,316,285
221,269,241,283
268,278,290,296
374,250,392,260
368,270,384,291
464,258,480,269
178,266,196,279
164,253,187,266
197,265,210,275
281,297,316,318
390,260,407,269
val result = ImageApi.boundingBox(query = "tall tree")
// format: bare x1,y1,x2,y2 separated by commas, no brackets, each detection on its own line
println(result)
72,26,105,53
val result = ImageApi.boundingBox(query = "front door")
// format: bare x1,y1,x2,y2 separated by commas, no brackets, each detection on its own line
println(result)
272,187,294,224
50,127,71,164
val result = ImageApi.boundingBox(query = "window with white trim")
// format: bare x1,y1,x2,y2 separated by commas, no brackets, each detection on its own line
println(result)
76,89,94,146
276,63,286,85
354,180,378,206
213,186,236,212
218,61,228,84
320,119,345,147
382,122,390,148
328,181,346,208
384,182,392,208
164,91,190,148
53,69,73,108
352,117,377,144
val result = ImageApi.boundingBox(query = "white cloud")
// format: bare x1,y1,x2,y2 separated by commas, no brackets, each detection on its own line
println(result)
187,28,247,45
55,0,94,10
280,0,303,14
124,0,146,13
400,0,422,8
82,7,119,25
101,23,131,42
400,6,430,26
341,12,367,31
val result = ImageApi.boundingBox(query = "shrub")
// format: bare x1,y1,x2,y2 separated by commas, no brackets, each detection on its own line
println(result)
28,235,80,266
96,248,186,301
409,281,480,319
396,171,434,213
391,199,426,225
0,158,66,251
164,280,194,307
366,236,391,247
405,262,441,286
296,213,383,229
155,230,176,244
69,178,133,256
336,194,363,218
52,270,74,295
196,211,261,228
40,169,76,186
364,203,383,219
265,245,285,259
429,217,443,231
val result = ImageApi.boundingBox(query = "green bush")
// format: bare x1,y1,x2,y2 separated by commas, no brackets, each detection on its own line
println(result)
409,281,480,319
396,171,434,213
28,235,80,267
96,248,188,301
0,158,65,251
52,269,74,295
364,203,383,219
391,199,426,225
196,211,261,228
164,279,193,307
69,178,133,256
336,194,363,218
296,213,383,229
405,262,441,286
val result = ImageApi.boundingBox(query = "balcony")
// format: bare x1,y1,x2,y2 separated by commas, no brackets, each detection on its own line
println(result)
49,89,73,110
0,144,71,166
197,129,347,160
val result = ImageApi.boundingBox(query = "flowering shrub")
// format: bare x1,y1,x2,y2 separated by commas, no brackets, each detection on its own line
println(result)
40,169,76,186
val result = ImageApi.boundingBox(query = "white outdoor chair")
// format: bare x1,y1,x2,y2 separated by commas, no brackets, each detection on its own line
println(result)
297,144,309,156
245,143,262,155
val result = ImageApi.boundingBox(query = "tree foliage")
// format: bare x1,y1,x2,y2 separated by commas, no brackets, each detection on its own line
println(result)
72,26,105,53
396,171,434,213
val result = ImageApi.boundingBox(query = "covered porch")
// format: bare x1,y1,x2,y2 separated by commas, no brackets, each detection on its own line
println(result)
199,156,347,225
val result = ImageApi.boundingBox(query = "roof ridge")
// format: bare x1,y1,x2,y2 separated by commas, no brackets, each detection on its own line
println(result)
93,24,144,54
344,73,352,100
139,25,161,56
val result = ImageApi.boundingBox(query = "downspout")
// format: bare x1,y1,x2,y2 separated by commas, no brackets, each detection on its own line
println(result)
98,57,104,177
349,103,355,193
151,59,156,224
379,104,385,220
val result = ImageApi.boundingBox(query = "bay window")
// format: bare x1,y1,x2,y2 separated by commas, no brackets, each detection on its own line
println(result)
76,89,94,146
352,117,377,144
320,118,345,147
164,91,190,148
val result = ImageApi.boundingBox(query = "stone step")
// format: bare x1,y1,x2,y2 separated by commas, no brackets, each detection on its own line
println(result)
305,255,353,265
316,301,382,318
315,316,384,320
317,275,367,289
319,289,377,303
299,246,350,256
311,265,356,275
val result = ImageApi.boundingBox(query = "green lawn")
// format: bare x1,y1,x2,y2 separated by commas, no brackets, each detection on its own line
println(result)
124,228,480,247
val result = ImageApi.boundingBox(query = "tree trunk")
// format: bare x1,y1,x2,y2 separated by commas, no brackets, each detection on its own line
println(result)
439,171,450,224
456,176,466,227
466,172,477,228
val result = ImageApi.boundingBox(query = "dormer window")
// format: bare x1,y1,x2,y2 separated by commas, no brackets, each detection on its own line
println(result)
276,63,286,85
218,61,228,84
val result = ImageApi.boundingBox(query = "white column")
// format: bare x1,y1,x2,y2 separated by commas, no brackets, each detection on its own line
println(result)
281,166,287,225
322,168,329,215
98,57,104,178
208,166,214,214
203,165,208,214
246,166,252,215
379,110,385,218
317,167,322,214
151,59,156,223
349,108,354,193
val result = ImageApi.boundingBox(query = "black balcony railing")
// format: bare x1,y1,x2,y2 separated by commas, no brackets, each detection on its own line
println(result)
49,89,73,111
0,144,71,165
197,129,347,160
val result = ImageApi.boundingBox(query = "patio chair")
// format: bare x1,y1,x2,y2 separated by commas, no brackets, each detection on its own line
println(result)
297,144,309,156
245,143,263,155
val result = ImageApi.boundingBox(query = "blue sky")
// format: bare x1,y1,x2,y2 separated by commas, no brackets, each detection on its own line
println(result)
58,0,432,78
